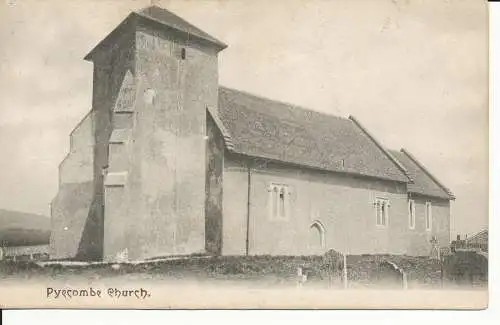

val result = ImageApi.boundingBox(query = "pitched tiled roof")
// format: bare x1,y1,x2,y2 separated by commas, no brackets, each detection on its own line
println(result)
214,87,410,183
389,149,455,200
85,6,227,60
137,6,227,49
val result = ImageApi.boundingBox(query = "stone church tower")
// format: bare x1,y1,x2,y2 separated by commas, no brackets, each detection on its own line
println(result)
50,6,227,261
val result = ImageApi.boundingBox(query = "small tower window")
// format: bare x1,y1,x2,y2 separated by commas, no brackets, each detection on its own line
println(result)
181,48,186,60
272,187,278,218
279,188,286,218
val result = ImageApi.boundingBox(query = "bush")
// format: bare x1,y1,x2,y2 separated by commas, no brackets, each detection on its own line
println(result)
0,260,44,275
443,251,488,285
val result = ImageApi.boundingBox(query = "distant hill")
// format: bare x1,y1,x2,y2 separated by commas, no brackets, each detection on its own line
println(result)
0,209,50,247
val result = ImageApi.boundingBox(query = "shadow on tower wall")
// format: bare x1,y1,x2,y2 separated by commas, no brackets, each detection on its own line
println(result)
75,195,103,261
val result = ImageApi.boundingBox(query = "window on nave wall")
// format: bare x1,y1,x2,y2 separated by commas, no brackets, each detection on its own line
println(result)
408,199,416,230
425,201,433,231
268,183,291,221
374,198,389,227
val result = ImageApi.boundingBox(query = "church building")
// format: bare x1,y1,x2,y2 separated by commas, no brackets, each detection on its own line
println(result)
50,6,455,262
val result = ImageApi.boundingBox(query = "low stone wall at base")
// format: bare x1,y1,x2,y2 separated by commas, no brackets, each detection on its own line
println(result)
0,253,487,290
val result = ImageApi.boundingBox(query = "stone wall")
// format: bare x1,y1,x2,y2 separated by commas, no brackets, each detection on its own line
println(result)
50,112,95,260
101,21,220,261
205,114,224,255
406,196,450,256
221,154,447,256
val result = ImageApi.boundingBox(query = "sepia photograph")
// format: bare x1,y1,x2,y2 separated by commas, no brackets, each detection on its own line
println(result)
0,0,489,309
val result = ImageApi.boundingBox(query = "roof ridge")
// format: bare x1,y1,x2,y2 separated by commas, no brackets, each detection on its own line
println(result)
219,86,348,122
400,148,455,200
136,6,227,49
387,148,401,155
348,116,413,183
137,5,162,13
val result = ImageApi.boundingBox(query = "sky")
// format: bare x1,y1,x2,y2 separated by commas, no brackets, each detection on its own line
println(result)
0,0,488,237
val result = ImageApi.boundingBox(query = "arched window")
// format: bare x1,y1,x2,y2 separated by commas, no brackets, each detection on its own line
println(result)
309,221,326,249
425,201,432,231
374,198,389,227
268,183,291,220
408,199,415,229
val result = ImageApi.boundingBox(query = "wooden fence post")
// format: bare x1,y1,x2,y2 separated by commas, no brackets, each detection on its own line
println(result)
440,257,444,288
402,272,408,289
343,253,348,289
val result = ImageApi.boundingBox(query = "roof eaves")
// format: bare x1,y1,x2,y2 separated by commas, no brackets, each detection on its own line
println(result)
84,13,137,61
400,148,456,200
207,106,235,151
348,116,414,183
231,151,413,183
407,190,453,201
